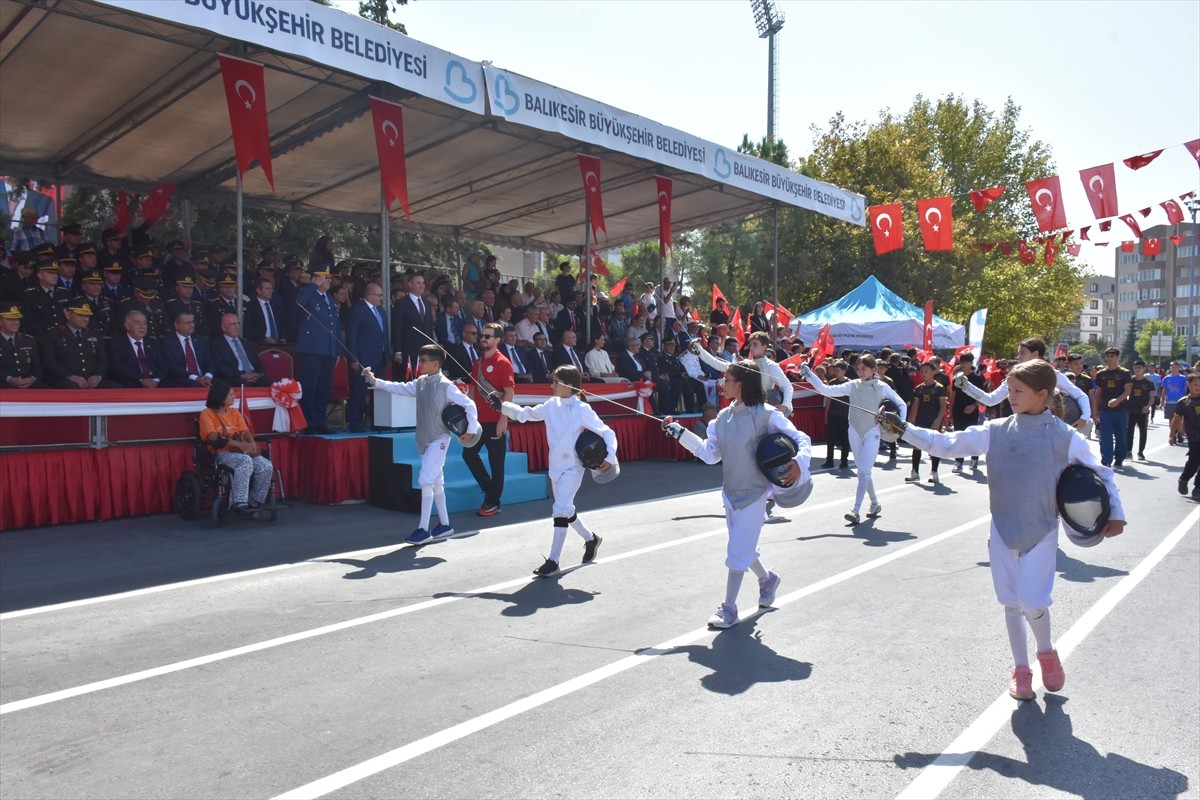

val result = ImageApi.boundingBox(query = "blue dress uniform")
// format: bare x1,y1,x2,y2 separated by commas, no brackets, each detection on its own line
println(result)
0,304,48,388
39,301,121,388
295,271,343,433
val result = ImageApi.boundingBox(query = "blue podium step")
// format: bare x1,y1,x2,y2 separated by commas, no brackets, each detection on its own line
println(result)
367,432,547,514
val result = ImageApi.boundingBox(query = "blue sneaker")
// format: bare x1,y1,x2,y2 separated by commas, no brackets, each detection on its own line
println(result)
430,523,455,540
405,527,433,545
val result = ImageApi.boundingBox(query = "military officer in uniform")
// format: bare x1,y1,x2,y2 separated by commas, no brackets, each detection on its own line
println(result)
56,254,82,294
0,251,33,304
118,277,169,337
205,274,240,336
161,240,193,289
0,304,48,388
165,276,207,338
131,247,161,287
21,257,71,335
39,301,120,388
78,269,119,338
96,228,127,273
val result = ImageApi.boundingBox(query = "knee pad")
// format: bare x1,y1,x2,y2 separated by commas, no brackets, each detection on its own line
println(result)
553,516,570,528
568,513,578,523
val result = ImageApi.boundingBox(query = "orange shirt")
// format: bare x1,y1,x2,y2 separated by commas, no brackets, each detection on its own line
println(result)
199,406,251,452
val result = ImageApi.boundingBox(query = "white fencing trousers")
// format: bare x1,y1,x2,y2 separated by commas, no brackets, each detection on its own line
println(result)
848,425,881,511
216,451,273,505
419,434,450,488
550,466,585,518
723,490,769,572
988,527,1057,615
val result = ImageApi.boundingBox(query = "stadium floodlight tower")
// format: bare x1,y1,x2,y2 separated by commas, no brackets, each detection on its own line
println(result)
750,0,785,143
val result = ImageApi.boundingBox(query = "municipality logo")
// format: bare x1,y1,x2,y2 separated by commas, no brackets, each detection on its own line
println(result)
713,148,732,180
443,60,477,105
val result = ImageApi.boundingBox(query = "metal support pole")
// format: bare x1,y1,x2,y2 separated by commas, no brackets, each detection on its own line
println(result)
180,198,192,254
53,167,63,243
235,173,244,326
380,182,391,331
772,203,780,334
583,206,592,347
767,33,777,143
1190,206,1199,364
658,249,665,342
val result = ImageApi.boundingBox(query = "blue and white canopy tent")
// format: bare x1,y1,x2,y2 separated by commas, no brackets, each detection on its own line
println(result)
791,275,965,350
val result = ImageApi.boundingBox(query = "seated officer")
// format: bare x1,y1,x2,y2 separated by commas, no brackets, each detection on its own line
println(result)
39,301,120,388
0,304,48,388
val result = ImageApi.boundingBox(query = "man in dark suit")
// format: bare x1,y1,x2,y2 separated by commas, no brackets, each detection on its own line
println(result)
554,292,583,343
245,277,286,344
552,329,590,379
436,297,463,346
444,323,480,381
106,308,165,388
500,325,532,384
616,335,651,383
391,273,433,378
210,311,271,387
525,330,553,383
158,308,214,388
344,282,389,432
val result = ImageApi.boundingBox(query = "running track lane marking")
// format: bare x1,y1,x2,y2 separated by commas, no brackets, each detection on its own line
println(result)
270,514,994,800
896,506,1199,800
0,481,908,621
0,485,910,715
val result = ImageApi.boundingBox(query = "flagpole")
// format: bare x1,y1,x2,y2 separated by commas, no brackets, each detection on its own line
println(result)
772,202,780,337
583,205,591,347
380,182,391,333
235,172,244,327
657,248,665,343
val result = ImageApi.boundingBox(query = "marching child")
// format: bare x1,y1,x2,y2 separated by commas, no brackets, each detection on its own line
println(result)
878,359,1125,700
364,344,480,544
662,360,812,629
906,361,947,484
802,353,907,524
821,360,851,470
1170,371,1200,500
491,365,615,576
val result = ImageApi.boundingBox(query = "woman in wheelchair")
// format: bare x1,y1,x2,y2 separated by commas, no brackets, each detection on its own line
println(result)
200,379,273,514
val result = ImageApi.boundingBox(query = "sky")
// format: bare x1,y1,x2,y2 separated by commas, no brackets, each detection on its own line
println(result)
338,0,1200,276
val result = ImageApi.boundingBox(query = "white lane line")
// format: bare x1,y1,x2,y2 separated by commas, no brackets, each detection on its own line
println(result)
0,484,909,716
0,477,909,621
271,513,994,800
896,507,1199,800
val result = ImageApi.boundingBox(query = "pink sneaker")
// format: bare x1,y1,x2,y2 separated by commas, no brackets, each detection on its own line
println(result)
1037,649,1065,692
1008,666,1034,700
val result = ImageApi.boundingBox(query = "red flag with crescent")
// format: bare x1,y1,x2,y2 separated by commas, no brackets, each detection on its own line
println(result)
868,203,903,254
808,323,832,367
730,308,745,347
139,183,177,227
917,196,953,251
1186,139,1200,166
369,97,411,221
588,249,611,278
1025,176,1066,232
654,175,672,257
578,155,607,241
1043,235,1058,265
1122,150,1163,170
764,301,793,327
922,300,934,352
711,283,727,310
1143,238,1162,256
218,55,274,192
1079,163,1118,218
1161,199,1185,225
969,186,1006,211
1171,235,1185,246
1118,213,1142,238
608,276,627,298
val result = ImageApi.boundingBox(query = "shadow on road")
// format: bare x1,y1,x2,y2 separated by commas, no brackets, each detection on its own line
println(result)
435,575,599,617
323,546,446,579
796,523,917,548
893,696,1190,799
663,616,813,696
1054,547,1130,584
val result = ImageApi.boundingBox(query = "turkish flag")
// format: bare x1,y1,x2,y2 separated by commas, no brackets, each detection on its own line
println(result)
1067,244,1082,257
588,249,611,278
1025,176,1067,232
1171,235,1185,246
1099,220,1113,232
115,188,131,235
868,203,903,254
1123,150,1163,170
1061,231,1073,243
1119,213,1142,238
1120,241,1135,253
1186,139,1200,166
730,308,745,347
1043,236,1058,265
1079,163,1118,218
1095,242,1110,247
608,276,627,298
1080,226,1090,241
922,300,934,352
654,175,672,257
218,55,274,192
1162,199,1185,225
139,182,176,227
1144,238,1162,256
1054,343,1069,360
711,283,727,310
808,323,833,367
578,155,607,242
369,97,411,221
779,350,807,373
969,185,1005,211
917,196,953,251
998,242,1012,256
765,301,793,327
1138,207,1152,218
978,243,996,253
1018,240,1036,264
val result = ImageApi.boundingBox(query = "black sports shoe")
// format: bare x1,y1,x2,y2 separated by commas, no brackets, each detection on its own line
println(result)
533,558,560,577
1114,460,1124,469
582,534,602,564
820,459,834,469
1180,479,1189,496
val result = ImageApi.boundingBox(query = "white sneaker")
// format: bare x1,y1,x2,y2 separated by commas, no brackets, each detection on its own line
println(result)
953,463,963,473
928,472,940,484
904,471,921,482
708,602,739,629
844,509,861,524
758,572,781,608
867,503,883,518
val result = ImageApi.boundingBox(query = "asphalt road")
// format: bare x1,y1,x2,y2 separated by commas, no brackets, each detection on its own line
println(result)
1,417,1197,800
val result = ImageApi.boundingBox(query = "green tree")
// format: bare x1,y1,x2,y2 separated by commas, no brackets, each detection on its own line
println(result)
1120,319,1138,368
1134,318,1186,364
358,0,407,34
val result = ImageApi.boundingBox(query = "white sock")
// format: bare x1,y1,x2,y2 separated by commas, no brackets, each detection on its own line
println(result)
1026,608,1053,652
569,516,594,541
433,488,450,527
1005,606,1029,667
748,559,769,581
549,527,568,563
419,486,433,530
724,570,744,608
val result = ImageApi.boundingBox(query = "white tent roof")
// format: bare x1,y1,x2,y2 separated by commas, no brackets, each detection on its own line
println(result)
791,275,966,350
0,0,865,252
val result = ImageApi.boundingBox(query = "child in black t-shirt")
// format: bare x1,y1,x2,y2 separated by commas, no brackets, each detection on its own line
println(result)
821,360,851,469
906,361,948,483
1126,360,1155,460
1171,372,1200,500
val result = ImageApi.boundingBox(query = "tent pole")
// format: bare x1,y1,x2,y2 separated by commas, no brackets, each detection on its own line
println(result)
658,249,665,342
180,198,192,254
583,206,591,347
772,203,779,337
380,183,391,331
235,173,244,327
454,231,462,293
52,167,62,242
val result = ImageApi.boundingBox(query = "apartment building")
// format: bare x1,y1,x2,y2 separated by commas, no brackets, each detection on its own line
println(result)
1063,275,1116,345
1114,222,1200,348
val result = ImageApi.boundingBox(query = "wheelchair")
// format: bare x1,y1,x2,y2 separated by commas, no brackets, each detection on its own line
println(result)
174,421,282,526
